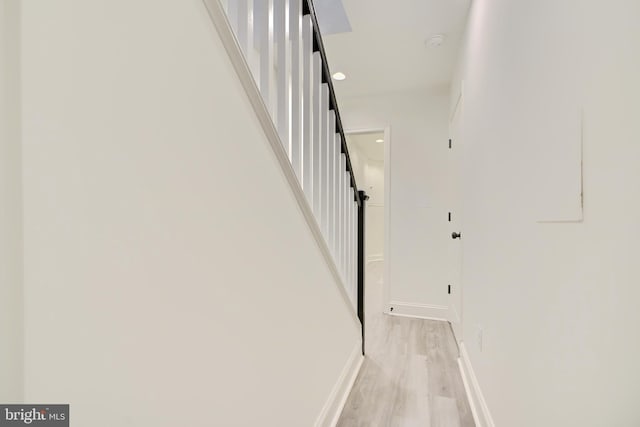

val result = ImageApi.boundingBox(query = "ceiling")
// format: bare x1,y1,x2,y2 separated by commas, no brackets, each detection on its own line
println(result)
347,132,385,162
313,0,352,35
320,0,471,99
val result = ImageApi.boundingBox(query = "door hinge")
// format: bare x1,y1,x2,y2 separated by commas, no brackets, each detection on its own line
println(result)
448,284,451,294
449,139,452,149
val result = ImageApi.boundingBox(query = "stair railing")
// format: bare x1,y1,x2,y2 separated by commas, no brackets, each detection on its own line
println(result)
207,0,367,353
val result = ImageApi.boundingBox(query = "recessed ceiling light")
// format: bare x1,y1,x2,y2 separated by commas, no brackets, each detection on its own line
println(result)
376,139,384,143
332,72,346,81
426,34,446,47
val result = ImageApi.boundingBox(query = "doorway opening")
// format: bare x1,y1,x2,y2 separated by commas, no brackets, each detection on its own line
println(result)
346,129,388,353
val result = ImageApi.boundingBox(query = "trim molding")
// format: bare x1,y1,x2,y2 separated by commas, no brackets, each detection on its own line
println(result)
449,304,462,342
387,301,448,321
458,343,495,427
367,254,383,264
314,342,364,427
457,356,481,427
202,0,360,326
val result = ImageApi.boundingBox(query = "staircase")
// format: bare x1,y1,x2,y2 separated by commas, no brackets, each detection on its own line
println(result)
204,0,367,345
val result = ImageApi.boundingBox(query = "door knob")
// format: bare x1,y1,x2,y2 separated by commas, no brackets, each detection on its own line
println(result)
451,232,462,239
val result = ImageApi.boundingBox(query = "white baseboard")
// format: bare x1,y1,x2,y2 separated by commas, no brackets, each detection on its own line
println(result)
458,343,495,427
387,301,449,321
314,342,364,427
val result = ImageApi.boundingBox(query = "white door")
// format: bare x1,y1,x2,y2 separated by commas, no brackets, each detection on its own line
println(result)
448,93,463,344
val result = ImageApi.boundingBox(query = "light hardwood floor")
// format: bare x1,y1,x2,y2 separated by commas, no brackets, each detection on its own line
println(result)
337,262,475,427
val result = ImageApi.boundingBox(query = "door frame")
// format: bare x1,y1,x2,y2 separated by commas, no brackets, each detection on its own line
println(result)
448,86,464,343
344,126,391,316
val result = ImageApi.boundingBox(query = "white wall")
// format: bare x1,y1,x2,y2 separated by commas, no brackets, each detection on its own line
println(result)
0,0,23,402
20,1,360,425
452,0,640,425
341,92,450,318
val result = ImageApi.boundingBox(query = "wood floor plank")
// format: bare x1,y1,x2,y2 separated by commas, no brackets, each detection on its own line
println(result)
337,314,475,427
430,395,461,427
